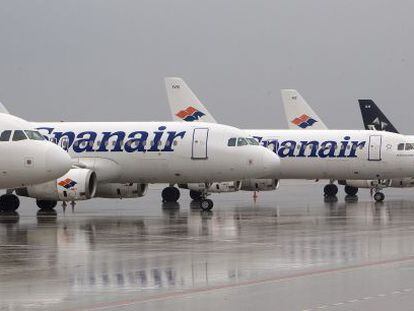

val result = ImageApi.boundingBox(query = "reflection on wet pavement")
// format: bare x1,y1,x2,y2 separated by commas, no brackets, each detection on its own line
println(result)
1,184,414,310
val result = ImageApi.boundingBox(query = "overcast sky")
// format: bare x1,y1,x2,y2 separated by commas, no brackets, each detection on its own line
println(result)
0,0,413,132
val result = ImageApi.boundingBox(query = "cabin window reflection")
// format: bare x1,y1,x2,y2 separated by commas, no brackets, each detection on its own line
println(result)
0,130,11,142
12,130,27,141
237,138,248,146
406,143,414,151
227,138,236,147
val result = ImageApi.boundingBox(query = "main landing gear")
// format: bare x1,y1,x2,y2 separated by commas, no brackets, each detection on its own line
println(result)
0,194,20,212
36,200,57,210
162,186,180,203
323,183,338,197
344,186,358,196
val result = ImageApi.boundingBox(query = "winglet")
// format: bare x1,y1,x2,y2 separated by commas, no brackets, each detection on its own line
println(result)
358,99,399,133
281,89,328,130
164,77,217,123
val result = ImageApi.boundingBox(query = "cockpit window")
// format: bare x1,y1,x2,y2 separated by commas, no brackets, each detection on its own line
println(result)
25,130,45,141
247,138,259,145
237,138,248,146
227,138,236,147
406,143,414,150
12,130,27,141
398,143,405,150
0,130,11,142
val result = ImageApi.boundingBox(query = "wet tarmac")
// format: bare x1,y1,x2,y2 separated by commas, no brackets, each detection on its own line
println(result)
1,181,414,310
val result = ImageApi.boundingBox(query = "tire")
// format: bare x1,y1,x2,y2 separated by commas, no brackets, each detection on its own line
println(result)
36,200,58,210
324,184,338,197
200,199,213,211
344,186,358,196
374,192,385,202
189,190,202,201
161,187,180,202
0,194,20,212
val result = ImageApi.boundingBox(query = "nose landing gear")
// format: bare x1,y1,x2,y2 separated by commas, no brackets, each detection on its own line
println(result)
374,191,385,202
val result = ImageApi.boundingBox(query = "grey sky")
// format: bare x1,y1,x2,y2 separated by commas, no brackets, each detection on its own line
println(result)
0,0,413,132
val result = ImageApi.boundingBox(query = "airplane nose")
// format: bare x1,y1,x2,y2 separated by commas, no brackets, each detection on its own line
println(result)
45,144,72,178
261,148,280,178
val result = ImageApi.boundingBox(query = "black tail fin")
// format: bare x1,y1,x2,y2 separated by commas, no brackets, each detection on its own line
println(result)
358,99,399,133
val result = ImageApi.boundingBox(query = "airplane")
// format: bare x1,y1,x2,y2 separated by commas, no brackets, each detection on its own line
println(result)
13,121,280,211
0,109,72,212
282,91,414,199
164,77,414,202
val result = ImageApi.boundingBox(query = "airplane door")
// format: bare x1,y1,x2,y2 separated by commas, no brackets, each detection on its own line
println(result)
192,128,209,159
368,135,382,161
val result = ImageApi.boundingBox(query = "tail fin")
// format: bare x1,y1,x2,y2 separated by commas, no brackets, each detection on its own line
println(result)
358,99,399,133
164,77,217,123
281,89,328,129
0,102,10,114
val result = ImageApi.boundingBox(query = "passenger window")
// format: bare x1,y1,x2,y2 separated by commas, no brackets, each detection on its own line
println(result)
398,143,404,150
0,130,11,141
24,130,45,141
12,130,27,141
227,138,236,147
237,138,248,146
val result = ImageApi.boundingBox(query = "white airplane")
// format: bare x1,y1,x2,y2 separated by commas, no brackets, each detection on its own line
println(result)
281,90,414,199
0,110,72,211
13,121,279,211
165,77,414,202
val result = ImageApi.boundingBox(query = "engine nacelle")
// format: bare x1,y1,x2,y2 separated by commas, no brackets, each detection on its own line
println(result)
241,179,279,191
16,168,97,201
179,181,242,193
95,183,148,198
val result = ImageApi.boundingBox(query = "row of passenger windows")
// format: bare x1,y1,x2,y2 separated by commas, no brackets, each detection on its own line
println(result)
398,143,414,151
0,130,45,142
227,137,259,147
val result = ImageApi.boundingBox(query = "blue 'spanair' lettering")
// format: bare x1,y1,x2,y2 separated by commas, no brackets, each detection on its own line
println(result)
253,136,366,158
37,126,186,153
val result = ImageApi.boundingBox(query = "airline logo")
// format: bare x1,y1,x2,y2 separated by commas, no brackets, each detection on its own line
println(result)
37,126,186,154
58,178,77,189
253,136,366,159
291,114,318,129
176,106,205,122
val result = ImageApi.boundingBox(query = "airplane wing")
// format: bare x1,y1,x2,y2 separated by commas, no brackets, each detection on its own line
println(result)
358,99,399,133
164,77,217,123
281,89,328,130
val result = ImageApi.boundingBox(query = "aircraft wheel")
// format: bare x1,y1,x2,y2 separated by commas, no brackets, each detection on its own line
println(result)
161,186,180,202
190,190,202,201
344,186,358,196
324,184,338,197
374,192,385,202
0,194,20,212
200,199,214,211
36,200,58,210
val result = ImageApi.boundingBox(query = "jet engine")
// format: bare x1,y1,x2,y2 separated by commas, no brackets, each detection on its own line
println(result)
95,183,148,198
240,179,279,191
16,168,97,201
